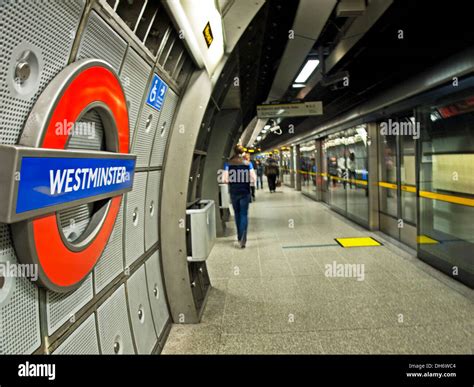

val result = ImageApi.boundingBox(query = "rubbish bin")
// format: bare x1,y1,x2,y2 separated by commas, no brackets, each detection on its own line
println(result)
186,200,216,262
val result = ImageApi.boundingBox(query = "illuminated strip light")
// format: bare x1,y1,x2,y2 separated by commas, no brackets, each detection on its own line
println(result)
295,59,320,83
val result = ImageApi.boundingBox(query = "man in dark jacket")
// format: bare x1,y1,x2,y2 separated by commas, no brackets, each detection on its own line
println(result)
223,145,256,248
265,153,279,193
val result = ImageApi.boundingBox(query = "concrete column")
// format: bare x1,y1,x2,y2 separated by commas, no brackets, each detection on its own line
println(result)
295,144,302,191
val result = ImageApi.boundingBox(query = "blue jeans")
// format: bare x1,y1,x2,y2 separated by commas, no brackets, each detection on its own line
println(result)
231,193,251,243
257,175,263,189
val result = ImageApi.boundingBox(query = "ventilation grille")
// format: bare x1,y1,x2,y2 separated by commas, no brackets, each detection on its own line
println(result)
145,251,169,338
58,109,105,243
120,48,152,145
150,89,179,167
76,10,127,73
126,265,157,353
96,284,135,354
0,225,41,354
0,0,85,145
124,173,147,267
132,103,160,167
53,313,99,355
145,171,161,251
94,202,124,294
46,274,94,336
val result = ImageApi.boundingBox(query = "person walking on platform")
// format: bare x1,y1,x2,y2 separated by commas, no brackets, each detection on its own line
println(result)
255,159,264,190
223,145,256,248
243,153,256,201
265,153,279,193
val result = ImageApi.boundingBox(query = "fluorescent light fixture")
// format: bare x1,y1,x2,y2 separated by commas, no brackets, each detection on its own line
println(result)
264,125,271,130
295,59,320,83
256,136,262,141
277,109,285,115
292,83,306,88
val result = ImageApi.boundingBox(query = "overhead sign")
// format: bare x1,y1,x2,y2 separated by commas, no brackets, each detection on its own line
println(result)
257,101,323,119
203,21,214,48
11,152,136,215
0,59,135,293
146,73,168,112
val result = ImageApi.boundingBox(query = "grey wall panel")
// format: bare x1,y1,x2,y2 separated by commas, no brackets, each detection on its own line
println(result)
53,314,99,355
46,274,94,336
97,284,135,354
145,251,170,338
150,89,179,167
0,226,41,354
145,171,161,251
0,0,85,145
124,173,147,267
120,49,152,146
133,103,161,167
94,203,124,294
126,265,157,354
76,10,127,73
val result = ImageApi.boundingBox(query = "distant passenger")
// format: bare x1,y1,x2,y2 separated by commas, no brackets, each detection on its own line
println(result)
255,160,264,190
347,152,356,189
223,145,256,248
243,153,256,201
265,153,280,193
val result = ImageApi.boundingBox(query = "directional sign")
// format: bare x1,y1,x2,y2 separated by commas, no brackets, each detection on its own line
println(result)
257,101,323,119
146,73,168,112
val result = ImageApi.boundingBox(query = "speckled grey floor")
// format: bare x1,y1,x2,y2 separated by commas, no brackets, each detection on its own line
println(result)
162,185,474,354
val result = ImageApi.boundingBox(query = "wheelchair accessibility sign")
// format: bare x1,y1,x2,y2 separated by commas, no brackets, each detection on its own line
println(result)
146,73,168,111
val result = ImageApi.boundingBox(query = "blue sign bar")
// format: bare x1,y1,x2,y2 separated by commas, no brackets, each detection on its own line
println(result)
16,157,136,214
146,73,168,112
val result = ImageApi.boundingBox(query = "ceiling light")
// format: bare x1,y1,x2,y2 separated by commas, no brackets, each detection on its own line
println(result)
295,59,320,83
292,83,305,88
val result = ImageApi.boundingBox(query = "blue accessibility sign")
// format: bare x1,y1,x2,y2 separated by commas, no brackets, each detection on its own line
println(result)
16,156,136,214
146,73,168,112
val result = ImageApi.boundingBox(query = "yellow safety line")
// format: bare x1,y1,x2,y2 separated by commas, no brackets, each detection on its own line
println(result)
278,173,474,207
401,185,416,193
419,190,474,207
378,181,397,190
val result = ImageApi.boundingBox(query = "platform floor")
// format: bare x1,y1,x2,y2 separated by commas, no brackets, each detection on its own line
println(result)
162,184,474,354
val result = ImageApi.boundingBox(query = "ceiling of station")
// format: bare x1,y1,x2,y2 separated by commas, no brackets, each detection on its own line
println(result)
258,0,474,150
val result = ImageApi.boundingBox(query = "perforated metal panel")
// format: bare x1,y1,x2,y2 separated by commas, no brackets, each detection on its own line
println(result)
145,251,169,338
126,265,157,354
124,173,147,267
76,10,127,73
120,48,152,146
59,109,105,243
53,313,99,355
132,102,161,167
0,0,85,145
96,284,135,354
145,171,161,251
94,202,124,294
46,274,94,336
150,88,179,167
0,225,41,354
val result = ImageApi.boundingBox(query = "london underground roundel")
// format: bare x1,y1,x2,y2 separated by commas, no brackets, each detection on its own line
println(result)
2,59,136,293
